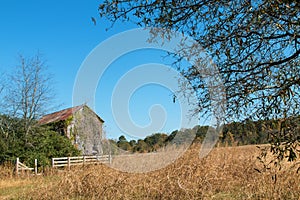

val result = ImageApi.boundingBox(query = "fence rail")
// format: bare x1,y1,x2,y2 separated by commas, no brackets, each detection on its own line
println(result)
16,158,38,175
52,155,111,168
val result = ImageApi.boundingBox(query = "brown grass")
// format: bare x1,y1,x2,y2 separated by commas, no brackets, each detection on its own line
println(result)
1,144,299,200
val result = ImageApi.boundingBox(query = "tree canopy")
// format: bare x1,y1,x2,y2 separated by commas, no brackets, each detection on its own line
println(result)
98,0,300,163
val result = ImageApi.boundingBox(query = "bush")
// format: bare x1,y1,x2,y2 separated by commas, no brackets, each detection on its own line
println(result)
0,122,80,167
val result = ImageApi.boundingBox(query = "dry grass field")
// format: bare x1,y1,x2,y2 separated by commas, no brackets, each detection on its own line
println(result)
0,144,299,200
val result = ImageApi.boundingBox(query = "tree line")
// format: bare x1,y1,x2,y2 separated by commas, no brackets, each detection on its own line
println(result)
111,115,300,156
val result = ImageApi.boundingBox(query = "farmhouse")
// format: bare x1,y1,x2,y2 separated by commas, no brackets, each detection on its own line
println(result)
39,105,104,155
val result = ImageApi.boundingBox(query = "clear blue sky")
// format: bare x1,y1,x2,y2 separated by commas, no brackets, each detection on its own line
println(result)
0,0,201,140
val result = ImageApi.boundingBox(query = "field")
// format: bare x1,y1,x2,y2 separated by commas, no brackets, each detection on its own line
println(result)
0,144,299,200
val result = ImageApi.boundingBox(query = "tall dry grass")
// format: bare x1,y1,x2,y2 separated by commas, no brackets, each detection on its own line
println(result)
0,162,15,179
2,144,300,199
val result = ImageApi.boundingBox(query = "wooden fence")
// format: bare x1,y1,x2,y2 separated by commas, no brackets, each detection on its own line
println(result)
15,158,38,175
51,155,112,169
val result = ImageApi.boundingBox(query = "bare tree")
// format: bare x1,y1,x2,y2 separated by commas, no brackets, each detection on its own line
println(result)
98,0,300,165
5,53,54,136
0,74,9,138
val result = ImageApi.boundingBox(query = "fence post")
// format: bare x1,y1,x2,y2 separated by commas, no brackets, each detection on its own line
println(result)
16,158,19,176
109,154,112,164
34,159,38,175
52,158,54,168
83,156,86,166
68,157,71,170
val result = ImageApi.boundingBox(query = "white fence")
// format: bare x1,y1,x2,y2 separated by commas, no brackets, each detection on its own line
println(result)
51,155,111,169
15,158,38,175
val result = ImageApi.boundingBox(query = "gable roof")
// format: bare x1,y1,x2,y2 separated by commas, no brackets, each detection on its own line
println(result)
39,105,104,125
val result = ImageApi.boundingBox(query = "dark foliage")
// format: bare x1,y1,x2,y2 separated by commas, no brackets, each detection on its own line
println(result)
115,116,299,163
0,115,80,167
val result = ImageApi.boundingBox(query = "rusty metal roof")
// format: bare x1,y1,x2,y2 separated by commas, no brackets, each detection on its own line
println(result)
39,105,105,125
38,105,84,125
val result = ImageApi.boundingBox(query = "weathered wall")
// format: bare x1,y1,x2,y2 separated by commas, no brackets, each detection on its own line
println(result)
68,106,103,155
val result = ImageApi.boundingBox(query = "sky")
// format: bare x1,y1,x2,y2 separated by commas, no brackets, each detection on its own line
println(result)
0,0,201,140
